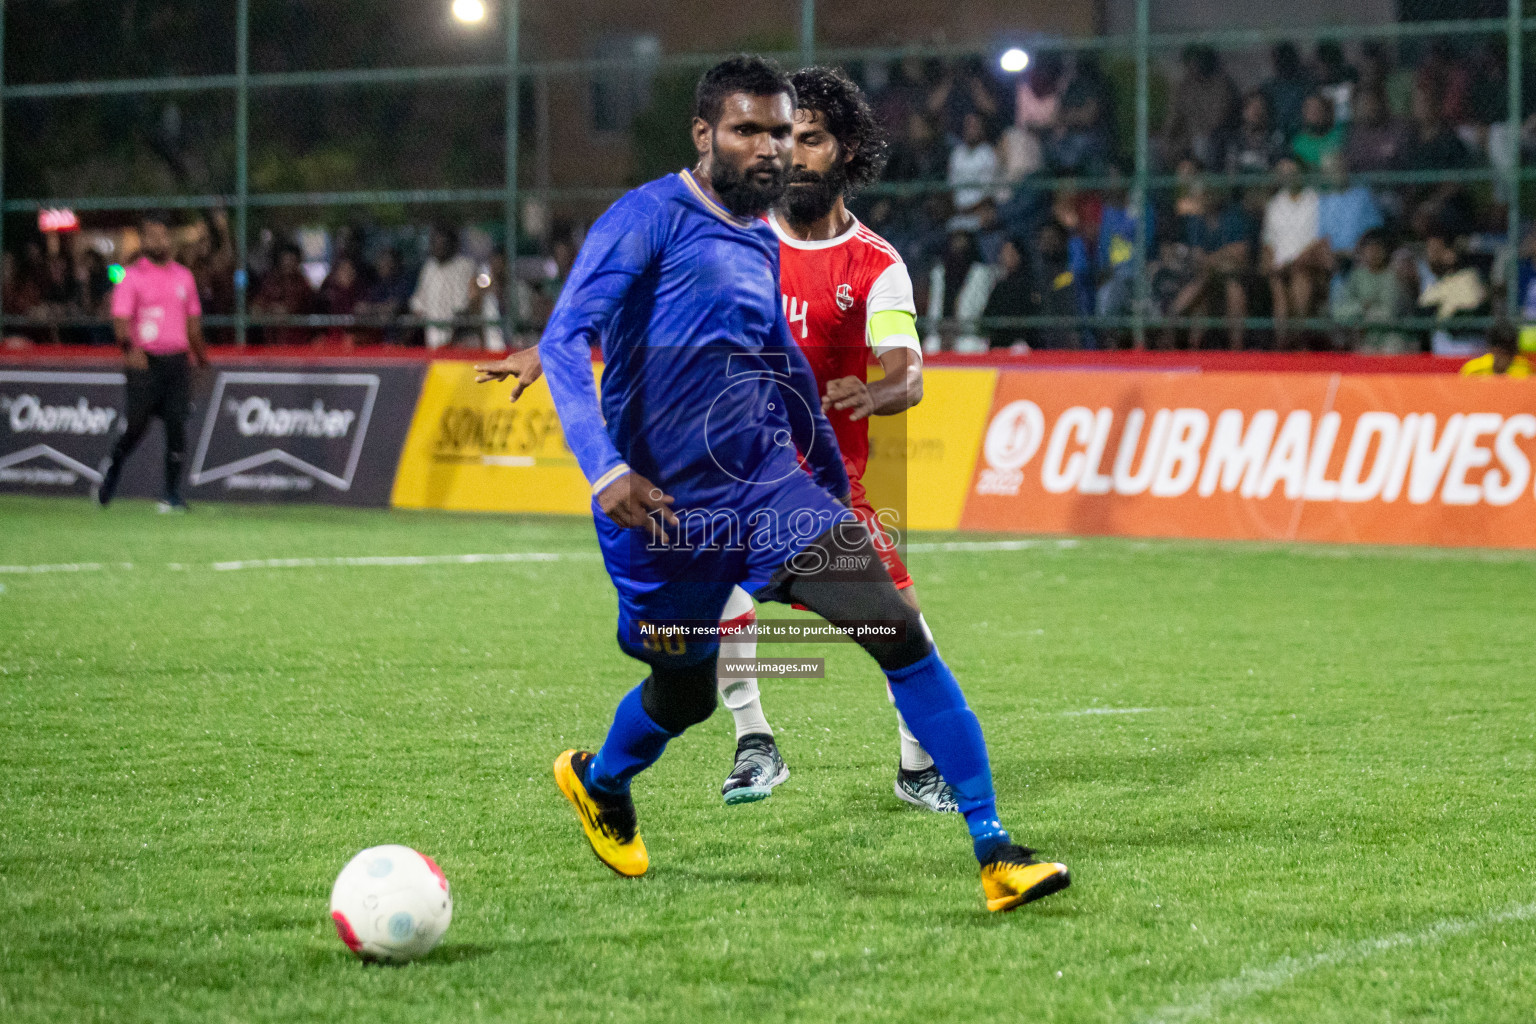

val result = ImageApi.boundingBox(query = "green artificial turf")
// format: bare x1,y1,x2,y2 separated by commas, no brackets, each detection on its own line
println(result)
1,495,1533,1023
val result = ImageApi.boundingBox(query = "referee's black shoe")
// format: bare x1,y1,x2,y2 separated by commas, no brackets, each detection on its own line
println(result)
93,457,121,507
157,493,189,514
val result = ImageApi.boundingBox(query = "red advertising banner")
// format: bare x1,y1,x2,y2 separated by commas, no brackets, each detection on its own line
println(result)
961,371,1536,549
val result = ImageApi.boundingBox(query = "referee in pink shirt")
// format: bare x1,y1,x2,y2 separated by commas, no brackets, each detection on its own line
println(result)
96,212,209,510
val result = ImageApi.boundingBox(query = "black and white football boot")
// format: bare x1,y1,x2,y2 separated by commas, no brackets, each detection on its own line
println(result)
721,733,789,805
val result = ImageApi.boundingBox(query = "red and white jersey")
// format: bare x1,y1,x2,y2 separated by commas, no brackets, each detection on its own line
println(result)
769,210,918,482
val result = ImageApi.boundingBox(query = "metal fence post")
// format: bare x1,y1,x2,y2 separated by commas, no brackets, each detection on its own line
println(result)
0,0,8,315
1132,0,1150,349
505,0,520,344
235,0,250,346
1507,0,1523,321
801,0,816,67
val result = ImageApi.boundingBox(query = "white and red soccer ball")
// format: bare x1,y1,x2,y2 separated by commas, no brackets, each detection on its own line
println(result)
330,845,452,963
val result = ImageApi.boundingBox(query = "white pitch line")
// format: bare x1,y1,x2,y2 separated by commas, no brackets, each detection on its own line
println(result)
906,539,1080,553
0,562,109,574
1060,707,1161,716
1142,901,1536,1024
209,551,597,571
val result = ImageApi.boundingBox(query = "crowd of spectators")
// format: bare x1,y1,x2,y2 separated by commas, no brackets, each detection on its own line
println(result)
2,210,579,351
5,36,1536,357
846,37,1536,354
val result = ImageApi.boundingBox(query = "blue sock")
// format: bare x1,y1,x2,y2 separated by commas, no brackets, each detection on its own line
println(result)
587,683,677,797
885,650,1011,862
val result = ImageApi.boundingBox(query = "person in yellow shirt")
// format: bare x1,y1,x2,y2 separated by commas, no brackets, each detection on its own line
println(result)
1461,322,1533,378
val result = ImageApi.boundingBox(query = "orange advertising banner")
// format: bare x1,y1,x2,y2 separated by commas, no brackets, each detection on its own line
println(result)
960,371,1536,549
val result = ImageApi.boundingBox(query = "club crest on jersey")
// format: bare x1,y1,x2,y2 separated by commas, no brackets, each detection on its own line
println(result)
835,284,854,311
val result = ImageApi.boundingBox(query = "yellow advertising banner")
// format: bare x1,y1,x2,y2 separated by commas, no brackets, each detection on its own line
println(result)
865,367,997,531
391,361,995,530
390,360,595,514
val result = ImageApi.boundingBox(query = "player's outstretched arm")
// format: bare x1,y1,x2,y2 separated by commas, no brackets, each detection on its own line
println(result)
474,347,544,402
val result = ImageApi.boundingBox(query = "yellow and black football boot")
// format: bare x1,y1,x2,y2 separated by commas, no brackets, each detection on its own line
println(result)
554,750,648,877
980,844,1070,912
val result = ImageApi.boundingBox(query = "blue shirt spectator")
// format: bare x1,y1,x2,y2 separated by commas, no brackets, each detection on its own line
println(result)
1318,185,1384,255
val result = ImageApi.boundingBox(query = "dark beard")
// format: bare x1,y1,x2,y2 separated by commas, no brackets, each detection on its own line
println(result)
708,157,785,219
782,162,847,227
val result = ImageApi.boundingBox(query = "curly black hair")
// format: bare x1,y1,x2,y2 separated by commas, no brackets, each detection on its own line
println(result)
789,65,889,194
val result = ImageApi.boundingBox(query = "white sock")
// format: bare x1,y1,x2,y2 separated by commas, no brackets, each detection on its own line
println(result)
718,585,772,740
892,612,938,772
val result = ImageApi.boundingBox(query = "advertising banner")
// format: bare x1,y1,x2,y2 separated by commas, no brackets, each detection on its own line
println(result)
0,368,126,492
391,362,995,530
961,371,1536,549
391,360,595,514
0,362,424,506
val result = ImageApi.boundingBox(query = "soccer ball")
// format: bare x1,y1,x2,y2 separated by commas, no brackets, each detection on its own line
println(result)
329,845,452,963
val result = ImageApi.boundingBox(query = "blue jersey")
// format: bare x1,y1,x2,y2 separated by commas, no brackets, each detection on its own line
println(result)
539,169,850,516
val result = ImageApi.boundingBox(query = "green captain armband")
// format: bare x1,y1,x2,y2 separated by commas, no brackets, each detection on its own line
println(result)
868,309,920,353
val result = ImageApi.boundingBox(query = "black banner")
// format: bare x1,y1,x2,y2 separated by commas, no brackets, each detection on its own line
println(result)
0,361,425,507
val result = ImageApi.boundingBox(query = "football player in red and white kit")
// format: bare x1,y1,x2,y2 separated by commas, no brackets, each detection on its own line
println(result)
711,66,957,813
471,66,956,813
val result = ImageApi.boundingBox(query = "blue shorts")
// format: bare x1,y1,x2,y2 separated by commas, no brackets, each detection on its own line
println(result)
595,471,851,670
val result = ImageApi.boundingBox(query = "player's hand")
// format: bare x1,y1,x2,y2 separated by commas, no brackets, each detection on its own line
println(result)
124,347,148,371
597,471,680,545
474,348,544,402
824,376,875,421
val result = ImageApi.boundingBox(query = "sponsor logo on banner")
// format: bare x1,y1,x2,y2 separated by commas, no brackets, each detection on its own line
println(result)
0,370,124,488
190,372,378,492
961,371,1536,548
391,361,588,514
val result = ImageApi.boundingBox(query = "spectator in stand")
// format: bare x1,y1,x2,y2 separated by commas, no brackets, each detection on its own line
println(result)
1460,321,1532,377
1414,40,1471,127
318,255,367,347
1049,52,1115,174
1517,226,1536,354
1014,51,1066,148
1260,43,1312,139
1022,219,1085,350
947,112,1000,215
1227,91,1289,174
1165,45,1239,171
37,249,80,345
250,243,316,346
1331,227,1410,354
187,209,236,344
1417,230,1490,356
410,226,476,350
927,56,1000,142
1095,166,1153,327
1314,41,1358,125
469,247,516,353
885,112,949,183
1262,157,1326,348
924,230,991,353
1173,184,1256,350
981,238,1033,350
1292,93,1346,170
1343,88,1408,174
1317,152,1383,263
872,56,929,142
1400,86,1478,237
355,248,414,344
2,249,44,345
77,249,115,346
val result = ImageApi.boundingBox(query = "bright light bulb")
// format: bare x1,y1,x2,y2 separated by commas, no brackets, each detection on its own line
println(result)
1000,48,1030,74
452,0,487,25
